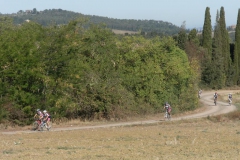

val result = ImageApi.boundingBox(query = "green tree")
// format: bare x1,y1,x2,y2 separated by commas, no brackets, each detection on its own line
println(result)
211,10,225,89
33,8,37,14
202,7,212,57
219,7,232,86
0,20,45,124
235,9,240,84
185,28,204,90
188,29,199,45
177,21,187,50
201,7,214,86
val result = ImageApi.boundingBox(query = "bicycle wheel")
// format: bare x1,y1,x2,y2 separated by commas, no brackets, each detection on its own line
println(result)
48,121,52,129
32,121,39,131
41,122,52,131
167,113,171,121
229,99,232,106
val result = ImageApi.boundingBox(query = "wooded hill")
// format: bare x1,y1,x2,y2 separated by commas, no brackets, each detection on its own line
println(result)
3,8,181,36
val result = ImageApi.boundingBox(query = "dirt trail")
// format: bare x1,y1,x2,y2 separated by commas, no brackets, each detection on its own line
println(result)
1,90,238,135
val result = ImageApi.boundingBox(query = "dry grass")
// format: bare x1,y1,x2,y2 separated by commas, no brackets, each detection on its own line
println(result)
1,91,240,159
1,119,240,160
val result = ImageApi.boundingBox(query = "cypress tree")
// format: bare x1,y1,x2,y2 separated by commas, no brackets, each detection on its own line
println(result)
211,10,225,89
235,9,240,84
201,7,213,86
219,7,232,85
202,7,212,58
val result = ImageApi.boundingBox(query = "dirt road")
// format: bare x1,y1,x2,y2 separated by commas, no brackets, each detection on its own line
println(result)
1,90,238,135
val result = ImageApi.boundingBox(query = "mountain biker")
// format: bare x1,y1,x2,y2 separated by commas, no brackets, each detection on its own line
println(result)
198,89,202,98
228,93,232,104
163,102,172,118
33,109,43,130
213,92,218,104
42,110,51,129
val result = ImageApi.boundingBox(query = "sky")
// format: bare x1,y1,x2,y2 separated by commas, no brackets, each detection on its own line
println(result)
0,0,239,29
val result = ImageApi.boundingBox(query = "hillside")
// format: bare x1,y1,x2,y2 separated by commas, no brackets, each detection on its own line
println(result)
2,8,181,36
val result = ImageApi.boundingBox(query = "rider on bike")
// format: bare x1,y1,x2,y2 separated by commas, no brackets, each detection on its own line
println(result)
228,93,232,104
33,109,43,130
198,89,202,98
213,92,218,104
42,110,51,129
163,102,172,118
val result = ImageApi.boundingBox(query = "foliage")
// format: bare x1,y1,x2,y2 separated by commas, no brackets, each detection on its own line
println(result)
177,21,187,50
3,8,181,36
235,9,240,84
201,7,213,87
200,7,234,88
0,16,198,124
211,10,225,89
202,7,212,57
219,7,232,86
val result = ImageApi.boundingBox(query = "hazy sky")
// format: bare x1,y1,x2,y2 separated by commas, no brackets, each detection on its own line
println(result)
1,0,239,28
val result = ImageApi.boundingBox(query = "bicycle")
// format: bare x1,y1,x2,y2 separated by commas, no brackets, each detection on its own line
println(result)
214,98,217,106
228,98,232,106
198,93,201,99
32,119,41,131
40,121,52,131
164,111,171,121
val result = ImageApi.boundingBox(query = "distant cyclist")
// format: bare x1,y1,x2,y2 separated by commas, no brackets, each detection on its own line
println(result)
213,92,218,105
228,93,232,105
42,110,51,129
198,89,202,98
33,109,43,130
163,102,172,119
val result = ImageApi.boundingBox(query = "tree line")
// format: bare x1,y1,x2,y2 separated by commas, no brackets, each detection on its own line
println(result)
0,16,198,125
200,7,239,88
172,7,239,89
1,6,239,126
2,8,181,37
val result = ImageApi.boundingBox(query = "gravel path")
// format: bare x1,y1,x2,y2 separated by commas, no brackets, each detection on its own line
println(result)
1,90,238,135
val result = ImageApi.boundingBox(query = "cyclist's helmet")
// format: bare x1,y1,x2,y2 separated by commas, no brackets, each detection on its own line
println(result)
43,110,47,113
165,102,168,105
37,109,40,112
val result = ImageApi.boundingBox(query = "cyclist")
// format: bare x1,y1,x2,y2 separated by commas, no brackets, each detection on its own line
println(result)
42,110,51,129
228,93,232,105
33,109,43,130
213,92,218,105
198,89,202,98
163,102,172,118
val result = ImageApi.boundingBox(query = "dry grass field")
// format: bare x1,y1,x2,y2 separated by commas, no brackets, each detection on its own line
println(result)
1,90,240,160
1,119,240,160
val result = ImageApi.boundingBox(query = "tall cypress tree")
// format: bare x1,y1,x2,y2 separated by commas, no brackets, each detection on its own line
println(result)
201,7,213,86
202,7,212,58
211,10,225,88
219,7,232,85
235,9,240,84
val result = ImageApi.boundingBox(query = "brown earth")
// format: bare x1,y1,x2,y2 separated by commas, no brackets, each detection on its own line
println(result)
1,90,240,159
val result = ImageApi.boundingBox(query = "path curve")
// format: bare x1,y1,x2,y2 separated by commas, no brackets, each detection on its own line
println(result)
1,90,239,135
